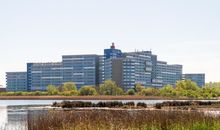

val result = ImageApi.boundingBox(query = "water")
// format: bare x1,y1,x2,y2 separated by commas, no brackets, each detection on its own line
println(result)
0,100,168,107
0,99,219,130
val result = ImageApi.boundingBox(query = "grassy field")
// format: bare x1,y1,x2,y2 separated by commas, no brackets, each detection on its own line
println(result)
27,109,220,130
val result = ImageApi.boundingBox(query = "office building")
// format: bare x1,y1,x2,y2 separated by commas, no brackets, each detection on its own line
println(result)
104,43,122,60
98,55,105,84
122,51,153,90
103,43,123,82
103,47,182,90
6,72,27,91
156,61,183,86
62,55,99,89
6,43,204,91
183,73,205,87
27,62,63,91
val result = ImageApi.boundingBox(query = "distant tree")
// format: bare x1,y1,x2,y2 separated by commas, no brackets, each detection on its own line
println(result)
47,85,59,95
60,90,79,96
205,82,220,88
141,87,159,96
127,89,135,95
176,80,199,91
175,80,200,98
79,86,98,96
159,85,175,97
58,82,77,92
134,83,145,94
201,86,220,99
99,80,124,95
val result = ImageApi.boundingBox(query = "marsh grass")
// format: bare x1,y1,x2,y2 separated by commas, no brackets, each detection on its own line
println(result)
52,101,145,108
27,110,220,130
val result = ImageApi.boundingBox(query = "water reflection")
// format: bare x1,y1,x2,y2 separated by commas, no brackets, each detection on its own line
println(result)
0,107,28,130
0,106,7,130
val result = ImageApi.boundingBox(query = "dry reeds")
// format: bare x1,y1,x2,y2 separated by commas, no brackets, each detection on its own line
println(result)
27,109,220,130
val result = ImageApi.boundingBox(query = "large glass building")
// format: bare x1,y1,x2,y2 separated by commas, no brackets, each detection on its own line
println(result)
6,43,204,91
122,51,153,90
103,43,123,83
156,61,183,86
27,62,63,91
62,55,99,89
102,44,183,90
104,43,122,60
182,74,205,87
6,72,27,91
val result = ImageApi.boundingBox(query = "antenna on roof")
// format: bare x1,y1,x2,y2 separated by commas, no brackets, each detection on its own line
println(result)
111,42,115,49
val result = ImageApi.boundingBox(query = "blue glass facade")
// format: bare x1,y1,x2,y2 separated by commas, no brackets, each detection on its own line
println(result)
27,63,63,91
122,51,153,90
98,55,105,84
156,61,182,86
106,50,183,90
103,43,123,82
6,44,204,91
183,74,205,87
62,55,99,89
104,43,122,60
6,72,27,91
122,58,136,89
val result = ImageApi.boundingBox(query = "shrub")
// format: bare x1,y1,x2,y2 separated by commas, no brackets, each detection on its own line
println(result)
47,85,59,95
99,80,124,95
137,102,147,108
59,82,77,92
155,103,162,109
79,86,97,96
141,88,159,96
124,102,135,107
127,89,135,95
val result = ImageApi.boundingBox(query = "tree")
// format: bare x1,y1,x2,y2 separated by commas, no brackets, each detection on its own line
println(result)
205,82,220,88
201,86,220,98
127,89,135,95
176,80,199,91
59,82,77,92
134,83,145,95
175,80,200,98
47,85,59,95
79,86,98,96
141,87,159,96
99,80,124,95
159,85,175,97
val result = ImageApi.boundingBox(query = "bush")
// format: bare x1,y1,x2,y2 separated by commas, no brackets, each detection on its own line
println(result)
155,104,162,109
47,85,59,95
58,82,77,92
127,89,135,95
57,101,138,108
124,102,135,107
99,80,124,95
141,88,159,96
137,102,147,108
60,91,72,96
79,86,97,96
33,91,44,96
14,91,23,96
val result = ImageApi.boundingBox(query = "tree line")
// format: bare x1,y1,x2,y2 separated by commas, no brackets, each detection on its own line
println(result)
1,80,220,99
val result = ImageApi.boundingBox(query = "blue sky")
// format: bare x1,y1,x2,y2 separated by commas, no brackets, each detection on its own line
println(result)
0,0,220,86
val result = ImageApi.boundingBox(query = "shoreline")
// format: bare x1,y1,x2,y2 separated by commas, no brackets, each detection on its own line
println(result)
0,95,218,100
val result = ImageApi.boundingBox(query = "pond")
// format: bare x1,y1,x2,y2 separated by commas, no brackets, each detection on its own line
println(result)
0,99,219,130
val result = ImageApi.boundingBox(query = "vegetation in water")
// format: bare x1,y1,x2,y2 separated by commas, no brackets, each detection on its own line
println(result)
27,109,220,130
